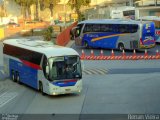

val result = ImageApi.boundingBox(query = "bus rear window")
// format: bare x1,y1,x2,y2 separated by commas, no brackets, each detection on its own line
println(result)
142,23,155,36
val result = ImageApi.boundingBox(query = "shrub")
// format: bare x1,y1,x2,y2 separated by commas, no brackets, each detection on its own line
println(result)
43,26,54,41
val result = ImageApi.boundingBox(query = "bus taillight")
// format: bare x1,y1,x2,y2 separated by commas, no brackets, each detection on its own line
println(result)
140,38,143,45
156,30,160,35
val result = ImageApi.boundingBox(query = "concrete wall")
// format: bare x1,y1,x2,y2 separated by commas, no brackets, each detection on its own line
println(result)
5,0,21,17
0,27,5,40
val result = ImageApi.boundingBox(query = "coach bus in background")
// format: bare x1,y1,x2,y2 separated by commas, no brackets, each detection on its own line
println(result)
110,6,136,20
139,16,160,44
74,19,155,51
3,39,82,95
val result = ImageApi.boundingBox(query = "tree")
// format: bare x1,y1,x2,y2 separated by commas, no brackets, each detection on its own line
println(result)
39,0,60,17
68,0,91,21
15,0,36,19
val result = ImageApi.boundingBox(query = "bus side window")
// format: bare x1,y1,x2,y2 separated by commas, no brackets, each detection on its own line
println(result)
100,24,110,32
131,25,138,33
42,55,48,78
83,24,93,33
92,24,100,32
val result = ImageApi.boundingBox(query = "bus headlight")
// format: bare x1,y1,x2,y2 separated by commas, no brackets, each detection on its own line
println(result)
53,92,57,95
53,88,58,90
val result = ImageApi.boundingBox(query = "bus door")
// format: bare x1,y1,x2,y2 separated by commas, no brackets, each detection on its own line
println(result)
141,22,155,47
75,24,84,46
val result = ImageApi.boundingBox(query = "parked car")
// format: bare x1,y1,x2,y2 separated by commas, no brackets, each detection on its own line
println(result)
7,22,20,27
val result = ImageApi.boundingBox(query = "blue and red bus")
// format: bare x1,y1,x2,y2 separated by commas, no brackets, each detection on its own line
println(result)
74,19,155,50
3,39,82,95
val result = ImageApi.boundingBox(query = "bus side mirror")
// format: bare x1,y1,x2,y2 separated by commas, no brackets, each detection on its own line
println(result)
46,66,49,75
81,60,84,71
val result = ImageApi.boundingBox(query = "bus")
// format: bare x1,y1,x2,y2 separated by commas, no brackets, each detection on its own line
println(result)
74,19,155,51
110,6,136,20
139,16,160,43
3,39,82,95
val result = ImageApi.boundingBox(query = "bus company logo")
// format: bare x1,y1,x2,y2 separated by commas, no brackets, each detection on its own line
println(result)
145,24,151,29
156,30,160,35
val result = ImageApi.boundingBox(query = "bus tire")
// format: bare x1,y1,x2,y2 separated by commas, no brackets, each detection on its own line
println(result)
11,70,16,82
16,72,21,84
39,82,45,95
118,43,125,51
84,41,89,48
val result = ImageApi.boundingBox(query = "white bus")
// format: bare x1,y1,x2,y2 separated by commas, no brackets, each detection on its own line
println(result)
74,19,155,50
110,6,136,20
3,39,82,95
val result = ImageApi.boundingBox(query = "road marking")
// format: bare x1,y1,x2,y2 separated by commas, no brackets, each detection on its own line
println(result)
0,92,18,108
83,70,93,75
94,68,108,75
83,68,109,75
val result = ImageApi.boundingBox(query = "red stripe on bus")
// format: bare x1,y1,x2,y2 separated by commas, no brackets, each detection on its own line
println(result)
64,80,77,83
21,60,42,70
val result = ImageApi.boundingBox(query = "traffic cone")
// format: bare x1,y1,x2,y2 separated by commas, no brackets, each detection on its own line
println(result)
156,49,160,59
111,49,114,56
81,49,85,60
145,49,148,55
110,49,115,60
100,50,104,56
144,49,148,59
90,50,94,60
132,49,136,60
122,49,126,60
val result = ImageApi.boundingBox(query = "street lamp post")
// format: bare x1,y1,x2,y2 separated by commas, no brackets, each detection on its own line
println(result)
64,0,66,28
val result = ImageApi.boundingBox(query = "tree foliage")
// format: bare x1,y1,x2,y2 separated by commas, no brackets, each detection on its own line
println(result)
68,0,91,21
14,0,36,19
14,0,60,19
39,0,60,17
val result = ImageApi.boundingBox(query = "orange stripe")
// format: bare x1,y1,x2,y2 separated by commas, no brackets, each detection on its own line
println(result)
91,33,129,42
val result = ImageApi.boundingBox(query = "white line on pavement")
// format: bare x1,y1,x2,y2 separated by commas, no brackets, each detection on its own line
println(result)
0,92,18,108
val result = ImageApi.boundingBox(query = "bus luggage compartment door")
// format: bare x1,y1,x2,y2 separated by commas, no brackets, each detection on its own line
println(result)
130,40,138,49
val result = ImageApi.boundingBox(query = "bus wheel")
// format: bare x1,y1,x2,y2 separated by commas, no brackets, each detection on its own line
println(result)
11,70,16,82
118,43,125,51
39,82,45,95
84,41,89,48
16,72,21,84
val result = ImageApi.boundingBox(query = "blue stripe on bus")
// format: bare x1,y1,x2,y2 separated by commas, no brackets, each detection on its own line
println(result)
9,59,38,89
53,80,77,87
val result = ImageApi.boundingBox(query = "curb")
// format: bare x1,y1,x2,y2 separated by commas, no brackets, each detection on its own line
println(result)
66,40,74,48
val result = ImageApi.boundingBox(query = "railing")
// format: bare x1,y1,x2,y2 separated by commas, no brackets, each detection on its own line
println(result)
56,21,78,46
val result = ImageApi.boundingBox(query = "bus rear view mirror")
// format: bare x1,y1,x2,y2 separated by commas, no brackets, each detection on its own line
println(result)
81,60,84,71
46,66,49,75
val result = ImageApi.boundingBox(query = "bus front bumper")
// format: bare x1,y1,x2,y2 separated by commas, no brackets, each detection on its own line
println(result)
140,44,155,49
49,81,82,95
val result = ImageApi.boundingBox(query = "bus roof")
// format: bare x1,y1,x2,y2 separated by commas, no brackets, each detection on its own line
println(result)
3,39,79,58
139,16,160,21
78,19,151,25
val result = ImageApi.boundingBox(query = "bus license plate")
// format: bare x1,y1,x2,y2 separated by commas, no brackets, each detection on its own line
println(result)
65,89,71,92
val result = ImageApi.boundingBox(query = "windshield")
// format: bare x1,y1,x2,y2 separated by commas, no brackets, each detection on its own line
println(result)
48,56,82,81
